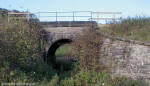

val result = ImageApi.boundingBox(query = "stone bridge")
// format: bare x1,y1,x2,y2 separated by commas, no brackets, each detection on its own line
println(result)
41,21,97,65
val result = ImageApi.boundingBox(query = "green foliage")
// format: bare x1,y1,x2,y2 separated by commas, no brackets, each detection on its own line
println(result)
112,77,147,86
59,70,147,86
55,45,72,57
101,16,150,42
41,75,59,86
0,20,56,83
59,69,111,86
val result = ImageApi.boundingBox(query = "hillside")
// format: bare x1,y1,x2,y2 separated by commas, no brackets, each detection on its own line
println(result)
100,17,150,42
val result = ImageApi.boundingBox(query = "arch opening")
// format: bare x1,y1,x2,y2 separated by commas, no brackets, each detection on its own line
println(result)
47,39,72,68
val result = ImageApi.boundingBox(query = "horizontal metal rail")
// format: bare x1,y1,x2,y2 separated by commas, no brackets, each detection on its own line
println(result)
39,16,92,17
92,18,121,20
39,11,92,13
8,12,38,14
93,12,122,14
8,17,37,19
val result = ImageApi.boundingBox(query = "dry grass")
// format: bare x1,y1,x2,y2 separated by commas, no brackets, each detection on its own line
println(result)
100,16,150,42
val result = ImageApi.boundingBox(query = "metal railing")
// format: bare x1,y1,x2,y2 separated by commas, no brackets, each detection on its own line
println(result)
92,12,122,23
7,11,122,23
38,11,93,22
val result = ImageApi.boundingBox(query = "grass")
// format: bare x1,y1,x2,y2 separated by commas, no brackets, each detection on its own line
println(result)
55,45,73,57
100,16,150,42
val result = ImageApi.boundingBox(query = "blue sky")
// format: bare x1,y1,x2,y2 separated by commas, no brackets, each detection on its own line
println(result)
0,0,149,19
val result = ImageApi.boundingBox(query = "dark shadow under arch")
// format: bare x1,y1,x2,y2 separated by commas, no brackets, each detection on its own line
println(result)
46,39,72,67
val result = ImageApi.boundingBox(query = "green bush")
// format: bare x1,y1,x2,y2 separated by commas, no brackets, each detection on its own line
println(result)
0,20,57,83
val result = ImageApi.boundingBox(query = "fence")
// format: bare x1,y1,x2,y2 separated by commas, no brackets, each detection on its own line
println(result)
8,11,122,23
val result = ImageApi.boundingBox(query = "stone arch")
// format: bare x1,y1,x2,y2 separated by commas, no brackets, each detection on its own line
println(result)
46,39,72,66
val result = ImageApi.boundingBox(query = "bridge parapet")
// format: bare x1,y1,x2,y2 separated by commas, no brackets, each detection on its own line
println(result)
40,21,97,27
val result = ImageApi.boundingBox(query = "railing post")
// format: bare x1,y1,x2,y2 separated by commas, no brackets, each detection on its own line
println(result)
73,11,75,21
56,12,58,22
91,11,93,21
38,12,40,20
113,13,116,24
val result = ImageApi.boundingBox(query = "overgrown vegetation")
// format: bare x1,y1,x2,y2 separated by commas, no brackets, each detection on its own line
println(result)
0,19,57,83
0,9,148,86
100,16,150,42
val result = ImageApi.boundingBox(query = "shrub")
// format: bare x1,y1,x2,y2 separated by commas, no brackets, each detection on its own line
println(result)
112,77,147,86
0,20,57,83
71,29,103,70
60,69,112,86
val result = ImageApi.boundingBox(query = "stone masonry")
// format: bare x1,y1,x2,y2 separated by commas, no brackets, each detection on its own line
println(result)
100,38,150,84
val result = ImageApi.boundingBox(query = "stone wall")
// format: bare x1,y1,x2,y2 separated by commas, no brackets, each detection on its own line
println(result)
100,35,150,84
